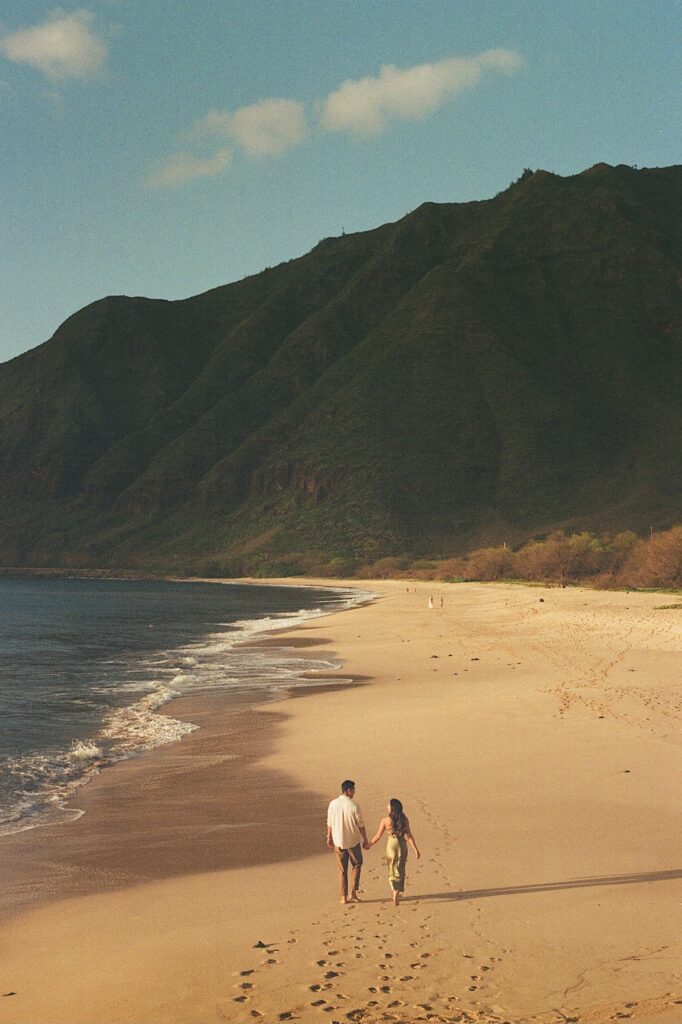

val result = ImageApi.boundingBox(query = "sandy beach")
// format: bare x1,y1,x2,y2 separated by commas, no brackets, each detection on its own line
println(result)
0,580,681,1024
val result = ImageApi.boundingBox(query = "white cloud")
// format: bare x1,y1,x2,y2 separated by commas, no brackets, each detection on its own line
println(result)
0,9,107,80
320,49,523,136
144,48,523,189
144,147,232,189
195,98,307,156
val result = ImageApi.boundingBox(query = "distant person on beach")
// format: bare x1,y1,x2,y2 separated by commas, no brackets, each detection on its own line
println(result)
370,798,420,906
428,595,434,609
327,780,371,904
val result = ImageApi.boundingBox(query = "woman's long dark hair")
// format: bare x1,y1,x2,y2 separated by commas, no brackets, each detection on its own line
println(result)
389,798,408,837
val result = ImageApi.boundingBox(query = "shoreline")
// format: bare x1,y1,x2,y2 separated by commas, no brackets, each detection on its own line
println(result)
0,683,354,921
0,576,370,846
1,580,680,1024
2,562,680,597
0,581,370,915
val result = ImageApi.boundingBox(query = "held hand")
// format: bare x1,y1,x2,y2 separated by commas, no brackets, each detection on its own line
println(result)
362,840,371,850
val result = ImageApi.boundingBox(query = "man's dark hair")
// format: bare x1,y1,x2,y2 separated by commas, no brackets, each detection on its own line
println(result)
341,779,355,793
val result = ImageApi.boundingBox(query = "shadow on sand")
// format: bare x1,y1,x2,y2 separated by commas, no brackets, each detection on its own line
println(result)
403,867,682,903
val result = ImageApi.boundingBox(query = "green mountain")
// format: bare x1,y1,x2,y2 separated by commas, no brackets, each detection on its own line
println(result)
1,163,681,573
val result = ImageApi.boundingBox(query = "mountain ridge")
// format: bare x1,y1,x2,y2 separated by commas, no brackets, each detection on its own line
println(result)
1,163,680,572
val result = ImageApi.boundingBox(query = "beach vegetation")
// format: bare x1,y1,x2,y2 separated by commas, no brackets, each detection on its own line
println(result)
341,525,681,591
461,545,515,581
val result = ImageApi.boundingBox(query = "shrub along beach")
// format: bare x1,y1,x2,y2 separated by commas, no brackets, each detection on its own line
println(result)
358,525,682,590
202,524,682,590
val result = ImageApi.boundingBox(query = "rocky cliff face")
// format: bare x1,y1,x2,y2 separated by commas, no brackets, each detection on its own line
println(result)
1,163,680,571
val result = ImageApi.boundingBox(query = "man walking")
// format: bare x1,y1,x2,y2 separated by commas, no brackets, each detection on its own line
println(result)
326,780,370,904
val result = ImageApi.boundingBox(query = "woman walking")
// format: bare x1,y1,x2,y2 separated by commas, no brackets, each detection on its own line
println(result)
370,798,420,905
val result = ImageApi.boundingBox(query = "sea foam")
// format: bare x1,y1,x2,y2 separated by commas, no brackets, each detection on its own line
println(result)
0,582,374,836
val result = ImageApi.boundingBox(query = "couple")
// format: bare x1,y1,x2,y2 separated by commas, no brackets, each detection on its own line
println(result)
326,780,420,906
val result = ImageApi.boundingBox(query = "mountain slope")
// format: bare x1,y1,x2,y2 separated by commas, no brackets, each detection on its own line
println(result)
1,163,680,571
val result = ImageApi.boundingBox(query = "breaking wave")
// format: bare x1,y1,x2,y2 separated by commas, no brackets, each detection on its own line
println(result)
0,583,373,836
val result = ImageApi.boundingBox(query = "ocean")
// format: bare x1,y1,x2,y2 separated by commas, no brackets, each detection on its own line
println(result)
0,575,362,837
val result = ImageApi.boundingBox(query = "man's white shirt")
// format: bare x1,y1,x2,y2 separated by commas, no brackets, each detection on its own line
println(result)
327,794,364,849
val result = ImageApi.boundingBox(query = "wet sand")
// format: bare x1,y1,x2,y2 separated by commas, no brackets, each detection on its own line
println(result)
0,580,681,1024
0,693,323,914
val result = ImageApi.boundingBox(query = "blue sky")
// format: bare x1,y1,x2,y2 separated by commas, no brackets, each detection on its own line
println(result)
1,0,680,363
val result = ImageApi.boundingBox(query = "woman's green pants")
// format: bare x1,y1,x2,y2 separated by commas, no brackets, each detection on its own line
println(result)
386,835,408,892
